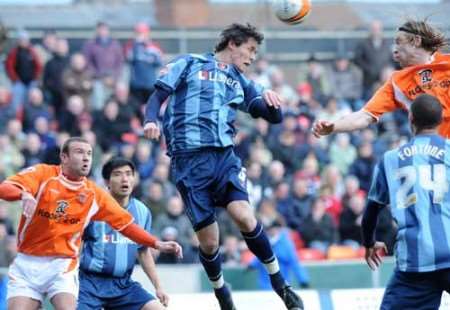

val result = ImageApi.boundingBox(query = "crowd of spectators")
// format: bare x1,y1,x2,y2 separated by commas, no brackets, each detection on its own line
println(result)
0,19,406,280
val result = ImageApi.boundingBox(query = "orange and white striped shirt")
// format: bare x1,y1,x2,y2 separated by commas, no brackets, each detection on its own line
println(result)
5,164,133,261
363,53,450,138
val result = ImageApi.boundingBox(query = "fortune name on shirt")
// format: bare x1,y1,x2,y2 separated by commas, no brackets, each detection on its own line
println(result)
398,144,445,161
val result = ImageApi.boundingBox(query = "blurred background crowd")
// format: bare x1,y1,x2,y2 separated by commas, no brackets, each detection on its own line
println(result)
0,17,408,285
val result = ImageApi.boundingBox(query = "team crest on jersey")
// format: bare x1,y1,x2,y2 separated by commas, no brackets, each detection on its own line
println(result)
419,69,432,84
55,200,69,216
78,192,87,204
217,62,228,70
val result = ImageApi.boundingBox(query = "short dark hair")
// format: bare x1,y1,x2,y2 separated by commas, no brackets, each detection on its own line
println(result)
102,157,136,180
398,18,447,53
60,137,90,155
411,94,443,130
214,23,264,53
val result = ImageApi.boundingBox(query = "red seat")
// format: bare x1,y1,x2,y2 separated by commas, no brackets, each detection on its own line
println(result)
289,230,305,250
327,245,359,260
297,248,326,261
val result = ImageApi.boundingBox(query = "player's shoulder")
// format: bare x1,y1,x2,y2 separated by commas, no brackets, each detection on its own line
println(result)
18,163,58,176
132,198,150,213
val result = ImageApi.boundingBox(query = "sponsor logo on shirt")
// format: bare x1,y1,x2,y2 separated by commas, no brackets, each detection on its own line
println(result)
198,70,242,89
407,70,450,97
103,233,136,245
37,208,81,225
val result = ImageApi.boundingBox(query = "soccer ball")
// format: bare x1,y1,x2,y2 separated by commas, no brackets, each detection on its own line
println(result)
272,0,311,25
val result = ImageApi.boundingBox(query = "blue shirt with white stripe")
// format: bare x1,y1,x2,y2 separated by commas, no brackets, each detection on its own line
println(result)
155,53,263,155
369,134,450,272
80,198,152,278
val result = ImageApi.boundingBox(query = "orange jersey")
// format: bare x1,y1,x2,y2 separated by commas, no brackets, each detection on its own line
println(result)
363,53,450,138
5,164,133,259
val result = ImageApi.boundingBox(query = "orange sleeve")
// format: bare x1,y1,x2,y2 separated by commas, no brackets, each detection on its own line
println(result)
362,79,400,121
91,186,134,231
5,164,48,196
121,223,158,248
0,183,22,201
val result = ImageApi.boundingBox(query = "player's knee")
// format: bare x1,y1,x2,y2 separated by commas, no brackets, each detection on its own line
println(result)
235,213,257,232
141,299,164,310
199,239,220,254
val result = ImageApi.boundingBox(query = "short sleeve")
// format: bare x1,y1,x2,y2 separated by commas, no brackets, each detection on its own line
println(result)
368,158,390,205
5,164,48,196
91,186,134,231
363,79,400,121
156,56,191,93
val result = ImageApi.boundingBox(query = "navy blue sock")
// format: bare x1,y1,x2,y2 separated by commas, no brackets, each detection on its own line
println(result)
241,222,287,291
241,221,276,264
199,248,224,289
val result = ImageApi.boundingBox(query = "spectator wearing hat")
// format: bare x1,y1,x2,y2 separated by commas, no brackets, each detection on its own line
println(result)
125,22,163,105
5,29,42,112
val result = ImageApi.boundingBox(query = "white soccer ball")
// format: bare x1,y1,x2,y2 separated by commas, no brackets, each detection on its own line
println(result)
272,0,312,25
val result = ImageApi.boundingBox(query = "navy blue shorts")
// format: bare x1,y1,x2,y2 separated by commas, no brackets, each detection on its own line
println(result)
381,268,450,310
171,147,248,231
77,270,155,310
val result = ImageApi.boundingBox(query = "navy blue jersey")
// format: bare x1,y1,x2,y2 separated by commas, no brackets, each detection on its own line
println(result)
156,53,263,155
79,198,152,277
369,134,450,272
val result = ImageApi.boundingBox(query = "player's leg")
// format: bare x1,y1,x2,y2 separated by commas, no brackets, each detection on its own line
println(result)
218,149,303,309
227,201,303,310
381,269,442,310
7,297,41,310
196,222,236,310
50,292,77,310
77,270,104,310
7,254,44,310
47,260,79,310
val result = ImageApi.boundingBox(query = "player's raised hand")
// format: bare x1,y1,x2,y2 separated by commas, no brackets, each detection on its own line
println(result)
21,191,37,218
365,241,387,270
156,288,169,307
312,120,334,138
263,89,283,109
155,240,183,259
143,122,161,140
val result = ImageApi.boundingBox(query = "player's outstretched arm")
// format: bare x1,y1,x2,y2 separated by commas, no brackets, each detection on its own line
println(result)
121,223,183,258
0,182,22,201
312,110,375,138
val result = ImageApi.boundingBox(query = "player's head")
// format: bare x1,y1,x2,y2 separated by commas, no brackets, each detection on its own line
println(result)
214,23,264,73
102,157,136,198
394,18,447,68
60,137,92,179
410,94,443,134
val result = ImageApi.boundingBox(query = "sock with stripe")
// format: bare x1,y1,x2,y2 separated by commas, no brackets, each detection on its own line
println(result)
199,248,225,290
241,221,286,291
